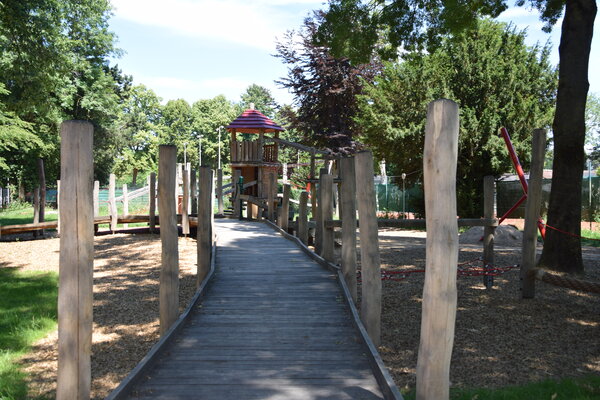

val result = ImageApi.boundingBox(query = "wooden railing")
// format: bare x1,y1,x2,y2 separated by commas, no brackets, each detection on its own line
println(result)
230,140,277,163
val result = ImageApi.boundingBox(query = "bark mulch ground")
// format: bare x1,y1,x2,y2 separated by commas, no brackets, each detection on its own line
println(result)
1,226,599,398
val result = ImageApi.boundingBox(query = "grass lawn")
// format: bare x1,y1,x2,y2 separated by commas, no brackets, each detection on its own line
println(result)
0,268,58,400
401,376,600,399
0,205,58,227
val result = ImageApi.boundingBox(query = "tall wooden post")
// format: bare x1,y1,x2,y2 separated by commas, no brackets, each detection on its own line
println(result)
233,169,241,217
315,168,327,255
483,176,495,289
321,174,334,263
33,187,40,238
216,169,224,215
149,173,156,232
197,166,213,286
280,184,291,231
340,156,358,303
57,121,94,400
310,153,317,217
298,191,309,245
122,184,129,229
109,174,118,233
354,151,381,346
190,169,197,215
37,158,46,234
416,99,459,400
267,171,275,222
158,145,179,336
93,181,99,218
182,169,190,235
521,129,546,299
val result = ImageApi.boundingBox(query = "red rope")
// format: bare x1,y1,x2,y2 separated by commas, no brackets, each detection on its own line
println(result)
545,224,600,242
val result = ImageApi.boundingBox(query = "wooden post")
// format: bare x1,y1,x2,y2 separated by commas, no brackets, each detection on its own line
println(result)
321,174,334,263
340,156,358,303
521,129,546,299
483,176,495,289
122,184,129,229
354,151,382,346
182,169,190,235
216,169,224,215
149,172,156,232
57,180,61,235
190,169,197,215
416,99,459,400
93,181,99,217
158,145,179,336
109,174,118,233
33,187,40,238
310,153,317,217
315,168,327,255
298,191,309,245
233,169,241,217
280,184,291,231
267,171,275,222
37,158,46,233
57,121,94,400
197,166,212,286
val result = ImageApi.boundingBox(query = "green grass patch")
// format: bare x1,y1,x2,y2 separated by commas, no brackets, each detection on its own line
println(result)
401,376,600,400
0,268,58,400
580,229,600,247
0,206,58,227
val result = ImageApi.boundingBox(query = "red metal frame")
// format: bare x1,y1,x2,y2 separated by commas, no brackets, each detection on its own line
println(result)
499,127,546,239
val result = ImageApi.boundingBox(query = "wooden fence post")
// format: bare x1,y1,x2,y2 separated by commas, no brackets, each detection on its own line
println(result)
321,174,334,262
33,187,40,237
216,169,224,215
122,184,129,229
483,176,495,289
280,184,291,231
310,153,317,215
315,168,327,256
267,171,275,222
37,158,46,234
149,172,156,232
298,191,309,245
57,121,94,400
197,166,213,286
340,156,358,303
521,129,546,299
158,145,179,336
416,99,459,400
57,180,61,235
354,151,381,346
93,181,99,218
182,169,190,235
109,174,118,233
190,169,197,215
233,169,241,218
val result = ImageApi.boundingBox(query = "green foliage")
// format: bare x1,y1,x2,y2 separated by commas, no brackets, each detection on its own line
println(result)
319,0,566,61
240,84,278,119
0,269,58,400
355,19,556,216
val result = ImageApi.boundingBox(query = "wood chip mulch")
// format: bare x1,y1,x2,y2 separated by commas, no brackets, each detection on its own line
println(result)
1,227,599,398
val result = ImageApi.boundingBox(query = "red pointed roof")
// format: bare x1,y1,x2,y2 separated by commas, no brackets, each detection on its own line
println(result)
226,109,285,134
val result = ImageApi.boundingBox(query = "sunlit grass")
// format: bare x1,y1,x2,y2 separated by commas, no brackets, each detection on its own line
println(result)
0,269,58,400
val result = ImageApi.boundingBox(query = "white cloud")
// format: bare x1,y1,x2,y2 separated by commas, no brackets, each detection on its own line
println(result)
110,0,322,51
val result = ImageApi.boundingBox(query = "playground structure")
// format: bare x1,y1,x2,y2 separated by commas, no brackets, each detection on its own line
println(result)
3,101,599,400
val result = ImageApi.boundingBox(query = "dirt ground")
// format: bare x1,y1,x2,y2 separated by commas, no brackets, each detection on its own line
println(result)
1,225,599,398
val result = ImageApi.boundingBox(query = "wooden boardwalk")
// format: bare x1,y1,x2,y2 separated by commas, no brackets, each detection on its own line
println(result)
117,219,396,400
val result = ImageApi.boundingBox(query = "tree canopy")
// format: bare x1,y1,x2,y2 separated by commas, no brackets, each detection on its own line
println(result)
355,19,556,216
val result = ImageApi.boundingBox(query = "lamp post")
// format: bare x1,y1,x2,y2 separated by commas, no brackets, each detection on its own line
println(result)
401,172,406,218
198,135,204,166
184,142,187,165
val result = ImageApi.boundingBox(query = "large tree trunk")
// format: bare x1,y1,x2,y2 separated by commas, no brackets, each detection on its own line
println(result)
538,0,596,275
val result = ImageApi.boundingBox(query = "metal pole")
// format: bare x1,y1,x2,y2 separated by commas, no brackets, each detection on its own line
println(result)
184,142,187,165
218,126,223,170
199,135,203,166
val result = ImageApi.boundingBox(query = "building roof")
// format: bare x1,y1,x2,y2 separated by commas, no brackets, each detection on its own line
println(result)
226,108,285,134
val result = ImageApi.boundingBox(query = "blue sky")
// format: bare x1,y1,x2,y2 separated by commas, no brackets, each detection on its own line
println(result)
108,0,600,106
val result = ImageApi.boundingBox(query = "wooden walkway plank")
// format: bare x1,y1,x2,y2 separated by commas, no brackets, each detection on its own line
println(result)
115,219,398,400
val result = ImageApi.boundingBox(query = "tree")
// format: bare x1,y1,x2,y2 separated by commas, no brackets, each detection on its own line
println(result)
275,12,381,154
355,19,556,216
159,99,193,162
319,0,596,274
240,84,278,119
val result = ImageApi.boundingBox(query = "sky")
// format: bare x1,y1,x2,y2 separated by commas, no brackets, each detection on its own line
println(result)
108,0,600,106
